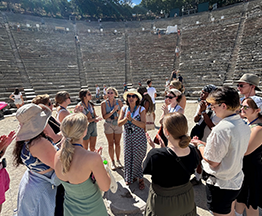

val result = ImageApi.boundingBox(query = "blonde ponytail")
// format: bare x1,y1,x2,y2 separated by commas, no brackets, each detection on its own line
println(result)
60,113,88,174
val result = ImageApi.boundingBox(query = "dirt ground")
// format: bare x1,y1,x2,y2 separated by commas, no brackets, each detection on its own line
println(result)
0,101,260,216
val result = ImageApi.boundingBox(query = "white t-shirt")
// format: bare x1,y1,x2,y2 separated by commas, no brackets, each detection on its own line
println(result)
12,92,22,99
122,105,145,119
202,114,250,190
96,87,100,95
103,87,107,95
147,87,156,104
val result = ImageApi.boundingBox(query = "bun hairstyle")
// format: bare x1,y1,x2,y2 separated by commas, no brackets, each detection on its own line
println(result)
163,112,191,148
60,113,88,174
55,91,70,107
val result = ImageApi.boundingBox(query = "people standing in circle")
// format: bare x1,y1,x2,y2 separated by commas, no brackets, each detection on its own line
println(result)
13,103,61,216
169,79,186,110
9,88,24,109
55,91,71,123
0,131,16,214
77,89,102,151
191,87,251,216
147,79,157,121
95,84,100,103
143,113,199,216
118,89,147,190
101,87,123,170
235,98,262,216
54,113,110,216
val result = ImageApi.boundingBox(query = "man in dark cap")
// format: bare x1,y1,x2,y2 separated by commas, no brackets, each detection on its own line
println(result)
190,84,222,185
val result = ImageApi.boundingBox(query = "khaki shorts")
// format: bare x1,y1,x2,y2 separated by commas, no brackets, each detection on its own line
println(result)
104,121,122,134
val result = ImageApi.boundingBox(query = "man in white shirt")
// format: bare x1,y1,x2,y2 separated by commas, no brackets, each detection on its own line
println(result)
147,79,157,120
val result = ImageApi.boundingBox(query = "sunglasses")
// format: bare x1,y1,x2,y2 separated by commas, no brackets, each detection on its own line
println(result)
67,96,71,99
237,84,249,88
210,103,221,108
165,96,175,99
127,94,137,98
240,105,250,110
87,93,91,96
107,92,114,94
48,102,52,106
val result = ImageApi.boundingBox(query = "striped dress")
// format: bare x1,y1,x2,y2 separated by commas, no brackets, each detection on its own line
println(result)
122,105,147,183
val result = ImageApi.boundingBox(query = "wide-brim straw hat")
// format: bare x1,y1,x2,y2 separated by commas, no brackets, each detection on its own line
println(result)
123,88,142,101
236,73,261,91
16,103,52,141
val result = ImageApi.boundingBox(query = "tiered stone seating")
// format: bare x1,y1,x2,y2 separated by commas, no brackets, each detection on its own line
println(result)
128,31,177,93
77,22,126,95
179,19,239,96
0,14,24,103
6,13,81,102
234,5,262,88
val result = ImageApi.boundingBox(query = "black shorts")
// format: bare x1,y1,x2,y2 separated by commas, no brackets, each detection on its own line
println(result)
206,183,241,214
153,103,156,111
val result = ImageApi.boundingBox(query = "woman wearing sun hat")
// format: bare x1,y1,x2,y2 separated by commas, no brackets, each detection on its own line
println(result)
13,103,60,216
118,89,147,190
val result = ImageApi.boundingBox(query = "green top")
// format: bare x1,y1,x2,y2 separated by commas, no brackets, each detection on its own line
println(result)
61,177,107,216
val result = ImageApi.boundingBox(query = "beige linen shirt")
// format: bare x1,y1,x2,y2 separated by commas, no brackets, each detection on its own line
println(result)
202,114,251,190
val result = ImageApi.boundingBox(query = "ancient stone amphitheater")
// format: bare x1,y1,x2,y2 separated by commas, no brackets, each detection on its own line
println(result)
0,0,262,106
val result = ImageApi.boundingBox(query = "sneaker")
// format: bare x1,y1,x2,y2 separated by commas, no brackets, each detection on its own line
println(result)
116,160,123,168
190,177,201,186
111,161,116,171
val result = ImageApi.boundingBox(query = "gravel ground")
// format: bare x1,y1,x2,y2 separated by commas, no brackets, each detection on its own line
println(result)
0,101,260,216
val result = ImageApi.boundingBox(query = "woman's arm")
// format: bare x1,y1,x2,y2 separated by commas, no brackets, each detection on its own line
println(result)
101,101,119,120
20,94,24,103
30,137,57,169
245,126,262,156
179,94,187,110
90,153,111,191
159,104,168,125
131,108,146,129
43,124,62,143
118,107,128,126
0,131,16,157
9,94,14,101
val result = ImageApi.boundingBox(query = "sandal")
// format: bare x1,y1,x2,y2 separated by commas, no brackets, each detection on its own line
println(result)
139,178,145,190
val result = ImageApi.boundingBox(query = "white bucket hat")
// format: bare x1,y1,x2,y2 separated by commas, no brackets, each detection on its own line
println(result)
16,103,52,141
123,88,142,100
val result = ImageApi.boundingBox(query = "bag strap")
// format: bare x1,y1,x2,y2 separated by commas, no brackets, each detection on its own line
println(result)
166,147,192,176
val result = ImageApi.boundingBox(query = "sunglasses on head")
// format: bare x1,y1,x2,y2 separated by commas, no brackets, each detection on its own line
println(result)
165,96,175,99
240,105,250,110
127,94,137,98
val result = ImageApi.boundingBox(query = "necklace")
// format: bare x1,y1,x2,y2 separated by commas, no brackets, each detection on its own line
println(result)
248,117,259,125
72,143,83,148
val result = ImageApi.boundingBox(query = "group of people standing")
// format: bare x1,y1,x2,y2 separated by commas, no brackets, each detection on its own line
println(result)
1,73,262,216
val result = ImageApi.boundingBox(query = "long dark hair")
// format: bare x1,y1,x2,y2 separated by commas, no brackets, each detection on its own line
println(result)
13,132,47,167
14,88,19,95
78,89,94,106
137,87,154,113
